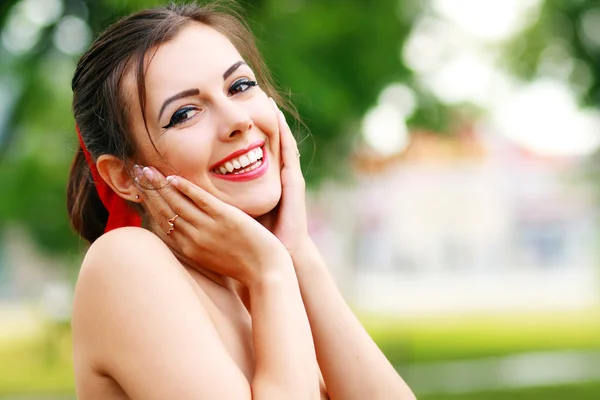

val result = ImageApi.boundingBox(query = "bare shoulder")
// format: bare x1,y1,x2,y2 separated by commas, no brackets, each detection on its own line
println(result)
73,227,193,357
73,227,250,399
79,226,182,280
73,227,192,331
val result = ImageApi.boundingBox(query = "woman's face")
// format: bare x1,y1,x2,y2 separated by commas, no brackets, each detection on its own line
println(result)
127,23,282,217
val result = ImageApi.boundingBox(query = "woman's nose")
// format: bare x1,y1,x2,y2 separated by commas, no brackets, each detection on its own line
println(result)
217,100,253,141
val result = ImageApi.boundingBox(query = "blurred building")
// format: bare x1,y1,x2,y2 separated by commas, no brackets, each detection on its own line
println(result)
309,128,600,315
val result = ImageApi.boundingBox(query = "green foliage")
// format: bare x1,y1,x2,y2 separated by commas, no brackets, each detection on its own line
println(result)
242,0,417,180
0,49,80,252
502,0,600,108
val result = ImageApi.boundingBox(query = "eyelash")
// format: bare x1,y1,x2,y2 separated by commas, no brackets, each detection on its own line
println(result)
228,78,257,96
162,78,258,129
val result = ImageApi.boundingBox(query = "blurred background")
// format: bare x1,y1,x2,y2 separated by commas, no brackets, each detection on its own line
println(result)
1,0,600,398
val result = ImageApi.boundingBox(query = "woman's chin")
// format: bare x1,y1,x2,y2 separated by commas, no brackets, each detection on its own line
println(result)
240,190,281,218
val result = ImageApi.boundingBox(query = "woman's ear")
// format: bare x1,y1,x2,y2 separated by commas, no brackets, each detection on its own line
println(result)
96,154,139,202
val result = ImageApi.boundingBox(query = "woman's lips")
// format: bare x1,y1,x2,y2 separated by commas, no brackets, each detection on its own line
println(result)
209,140,265,171
211,147,269,182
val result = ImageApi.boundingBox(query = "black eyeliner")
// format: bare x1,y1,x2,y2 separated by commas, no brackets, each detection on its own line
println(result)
162,79,257,130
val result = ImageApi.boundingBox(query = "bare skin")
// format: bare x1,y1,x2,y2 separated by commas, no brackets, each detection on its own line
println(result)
73,228,323,399
72,23,414,399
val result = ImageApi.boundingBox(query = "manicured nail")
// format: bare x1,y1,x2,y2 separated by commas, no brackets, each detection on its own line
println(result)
133,165,144,180
279,110,286,121
269,97,277,109
166,175,178,185
142,166,155,181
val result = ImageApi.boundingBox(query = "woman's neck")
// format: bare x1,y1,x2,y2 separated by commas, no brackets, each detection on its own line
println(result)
255,204,278,232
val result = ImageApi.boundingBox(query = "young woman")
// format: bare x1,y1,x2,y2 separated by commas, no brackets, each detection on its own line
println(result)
67,3,415,399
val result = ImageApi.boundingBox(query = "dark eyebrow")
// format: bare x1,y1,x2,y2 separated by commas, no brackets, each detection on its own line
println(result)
158,88,200,120
223,61,247,80
157,62,246,121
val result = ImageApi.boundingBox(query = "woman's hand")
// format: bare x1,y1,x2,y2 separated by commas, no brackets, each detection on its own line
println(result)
135,168,292,287
265,99,312,256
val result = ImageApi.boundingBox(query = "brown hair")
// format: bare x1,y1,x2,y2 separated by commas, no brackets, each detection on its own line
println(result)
67,2,292,243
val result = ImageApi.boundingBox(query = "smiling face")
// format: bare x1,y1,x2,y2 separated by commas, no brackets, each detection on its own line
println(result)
126,23,282,217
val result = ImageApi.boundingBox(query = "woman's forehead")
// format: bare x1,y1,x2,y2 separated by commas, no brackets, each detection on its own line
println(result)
145,23,243,91
119,22,248,132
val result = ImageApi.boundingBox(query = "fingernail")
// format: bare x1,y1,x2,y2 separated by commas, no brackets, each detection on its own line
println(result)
166,175,178,185
133,165,144,180
279,110,286,121
143,166,154,181
269,97,276,108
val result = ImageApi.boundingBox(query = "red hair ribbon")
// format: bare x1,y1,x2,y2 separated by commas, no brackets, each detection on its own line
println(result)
76,125,142,233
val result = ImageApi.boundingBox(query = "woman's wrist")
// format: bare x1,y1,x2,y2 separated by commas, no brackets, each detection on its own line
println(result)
282,234,311,258
288,236,319,264
245,247,296,289
247,261,298,297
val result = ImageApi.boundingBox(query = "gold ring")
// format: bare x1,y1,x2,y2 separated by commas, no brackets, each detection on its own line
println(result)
166,214,179,236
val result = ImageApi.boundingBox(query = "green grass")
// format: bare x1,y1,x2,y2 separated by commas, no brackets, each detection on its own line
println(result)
362,309,600,364
1,310,600,397
419,381,600,400
0,325,74,396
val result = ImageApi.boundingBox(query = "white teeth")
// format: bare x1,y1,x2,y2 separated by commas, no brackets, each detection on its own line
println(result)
232,159,262,174
214,147,265,175
248,151,257,163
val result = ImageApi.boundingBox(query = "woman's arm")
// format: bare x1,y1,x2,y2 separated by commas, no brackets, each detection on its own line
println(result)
73,227,318,399
291,239,416,400
249,261,318,398
266,101,415,400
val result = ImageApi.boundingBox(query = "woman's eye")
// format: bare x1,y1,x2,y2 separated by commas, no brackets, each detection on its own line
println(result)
228,78,257,96
162,106,199,129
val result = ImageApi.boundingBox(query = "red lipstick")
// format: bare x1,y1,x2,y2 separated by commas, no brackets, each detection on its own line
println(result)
210,140,269,182
209,140,265,171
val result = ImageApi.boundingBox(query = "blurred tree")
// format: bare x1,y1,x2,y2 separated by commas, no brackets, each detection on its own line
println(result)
0,0,440,256
502,0,600,108
503,0,600,206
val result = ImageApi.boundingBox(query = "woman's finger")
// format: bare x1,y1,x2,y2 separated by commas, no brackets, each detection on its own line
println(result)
148,167,212,221
133,167,217,255
139,166,218,235
270,98,302,174
270,99,304,196
167,175,227,220
134,166,180,235
135,166,191,235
